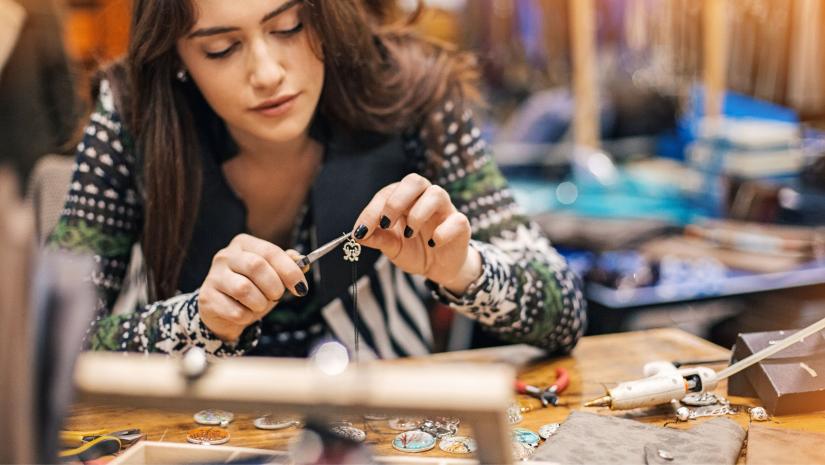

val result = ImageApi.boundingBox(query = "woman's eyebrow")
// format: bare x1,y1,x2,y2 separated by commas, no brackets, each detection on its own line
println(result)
187,0,301,39
260,0,301,24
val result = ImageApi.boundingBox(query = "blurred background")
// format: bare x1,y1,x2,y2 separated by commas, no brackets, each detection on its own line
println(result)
3,0,825,349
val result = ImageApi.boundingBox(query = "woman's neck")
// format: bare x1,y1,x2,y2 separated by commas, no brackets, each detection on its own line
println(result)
227,125,317,168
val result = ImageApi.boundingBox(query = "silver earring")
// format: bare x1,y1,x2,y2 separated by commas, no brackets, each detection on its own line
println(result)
176,69,188,82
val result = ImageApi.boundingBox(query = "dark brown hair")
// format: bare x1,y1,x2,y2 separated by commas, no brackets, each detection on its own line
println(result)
126,0,478,299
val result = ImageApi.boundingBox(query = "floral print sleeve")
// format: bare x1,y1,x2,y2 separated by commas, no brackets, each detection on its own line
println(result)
411,97,587,354
47,80,260,355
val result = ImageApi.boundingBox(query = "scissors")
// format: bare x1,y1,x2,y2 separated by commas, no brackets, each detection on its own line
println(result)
293,232,352,270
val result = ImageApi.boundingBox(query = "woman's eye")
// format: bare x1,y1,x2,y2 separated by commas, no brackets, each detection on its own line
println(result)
272,22,303,37
205,43,238,59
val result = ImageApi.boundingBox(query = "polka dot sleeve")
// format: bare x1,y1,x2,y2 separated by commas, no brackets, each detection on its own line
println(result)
410,97,587,354
47,80,260,356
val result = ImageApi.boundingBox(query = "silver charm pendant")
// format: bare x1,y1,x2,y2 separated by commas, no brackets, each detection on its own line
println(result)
343,235,361,262
749,406,770,421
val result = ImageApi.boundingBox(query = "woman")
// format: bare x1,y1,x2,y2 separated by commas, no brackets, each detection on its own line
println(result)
49,0,586,358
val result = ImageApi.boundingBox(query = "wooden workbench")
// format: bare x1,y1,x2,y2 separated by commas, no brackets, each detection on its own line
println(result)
64,328,825,462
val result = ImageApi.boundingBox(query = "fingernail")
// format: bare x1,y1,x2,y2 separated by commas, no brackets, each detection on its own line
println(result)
354,224,369,240
428,239,436,248
295,281,308,297
380,215,391,229
404,226,414,238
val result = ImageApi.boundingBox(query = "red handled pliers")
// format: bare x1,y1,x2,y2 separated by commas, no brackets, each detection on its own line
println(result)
515,367,570,407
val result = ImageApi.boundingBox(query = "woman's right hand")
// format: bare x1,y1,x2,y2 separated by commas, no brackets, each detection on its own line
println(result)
198,234,309,342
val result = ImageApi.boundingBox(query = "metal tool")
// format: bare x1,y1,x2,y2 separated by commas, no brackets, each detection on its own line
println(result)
60,428,143,448
585,315,825,411
294,232,352,270
59,428,143,461
515,367,570,407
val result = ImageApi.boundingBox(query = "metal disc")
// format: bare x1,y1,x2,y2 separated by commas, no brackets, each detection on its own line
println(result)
253,415,299,430
388,417,421,431
392,431,436,453
330,425,366,443
186,427,230,445
439,436,477,454
193,409,234,427
420,419,458,438
681,392,724,407
538,423,560,439
511,441,536,461
511,428,540,447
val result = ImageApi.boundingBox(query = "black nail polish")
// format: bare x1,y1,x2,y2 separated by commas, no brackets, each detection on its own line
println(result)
380,215,391,229
404,226,414,238
428,239,436,248
295,281,308,297
354,224,369,240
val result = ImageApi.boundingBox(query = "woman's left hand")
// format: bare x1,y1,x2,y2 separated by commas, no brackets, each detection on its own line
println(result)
352,173,482,294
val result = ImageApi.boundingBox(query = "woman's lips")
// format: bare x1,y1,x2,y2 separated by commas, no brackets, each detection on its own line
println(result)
250,93,299,117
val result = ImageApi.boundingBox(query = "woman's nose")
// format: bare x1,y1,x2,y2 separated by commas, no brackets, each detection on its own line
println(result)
248,41,285,91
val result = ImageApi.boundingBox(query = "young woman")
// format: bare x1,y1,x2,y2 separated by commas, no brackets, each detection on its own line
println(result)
49,0,586,358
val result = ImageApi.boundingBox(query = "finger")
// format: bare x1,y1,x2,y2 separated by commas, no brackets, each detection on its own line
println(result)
286,249,310,274
405,185,454,239
352,183,397,242
203,286,260,327
430,212,472,249
226,251,285,302
270,250,310,297
234,235,309,297
213,269,272,315
358,223,403,259
381,173,431,230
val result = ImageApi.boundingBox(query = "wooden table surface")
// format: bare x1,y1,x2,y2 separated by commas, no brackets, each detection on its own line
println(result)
64,328,825,462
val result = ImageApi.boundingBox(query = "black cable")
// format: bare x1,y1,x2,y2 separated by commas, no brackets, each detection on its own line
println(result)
351,261,359,362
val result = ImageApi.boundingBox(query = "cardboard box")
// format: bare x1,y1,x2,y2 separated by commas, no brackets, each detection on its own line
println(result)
727,329,825,415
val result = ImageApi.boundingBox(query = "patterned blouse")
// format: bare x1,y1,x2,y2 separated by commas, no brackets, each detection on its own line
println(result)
48,79,586,359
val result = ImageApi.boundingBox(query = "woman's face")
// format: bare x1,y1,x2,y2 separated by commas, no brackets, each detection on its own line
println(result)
177,0,324,149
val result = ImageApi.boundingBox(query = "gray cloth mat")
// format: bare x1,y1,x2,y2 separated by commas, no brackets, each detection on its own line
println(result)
533,411,745,465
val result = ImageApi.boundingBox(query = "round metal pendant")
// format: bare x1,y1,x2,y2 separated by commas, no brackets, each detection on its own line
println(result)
253,415,300,430
439,436,477,454
420,419,458,438
330,425,366,443
388,417,421,431
675,406,692,421
658,449,675,461
186,427,230,445
392,431,436,453
434,416,460,426
538,423,560,439
511,441,536,461
511,428,540,447
749,407,770,421
193,409,234,427
681,392,724,407
506,402,523,425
